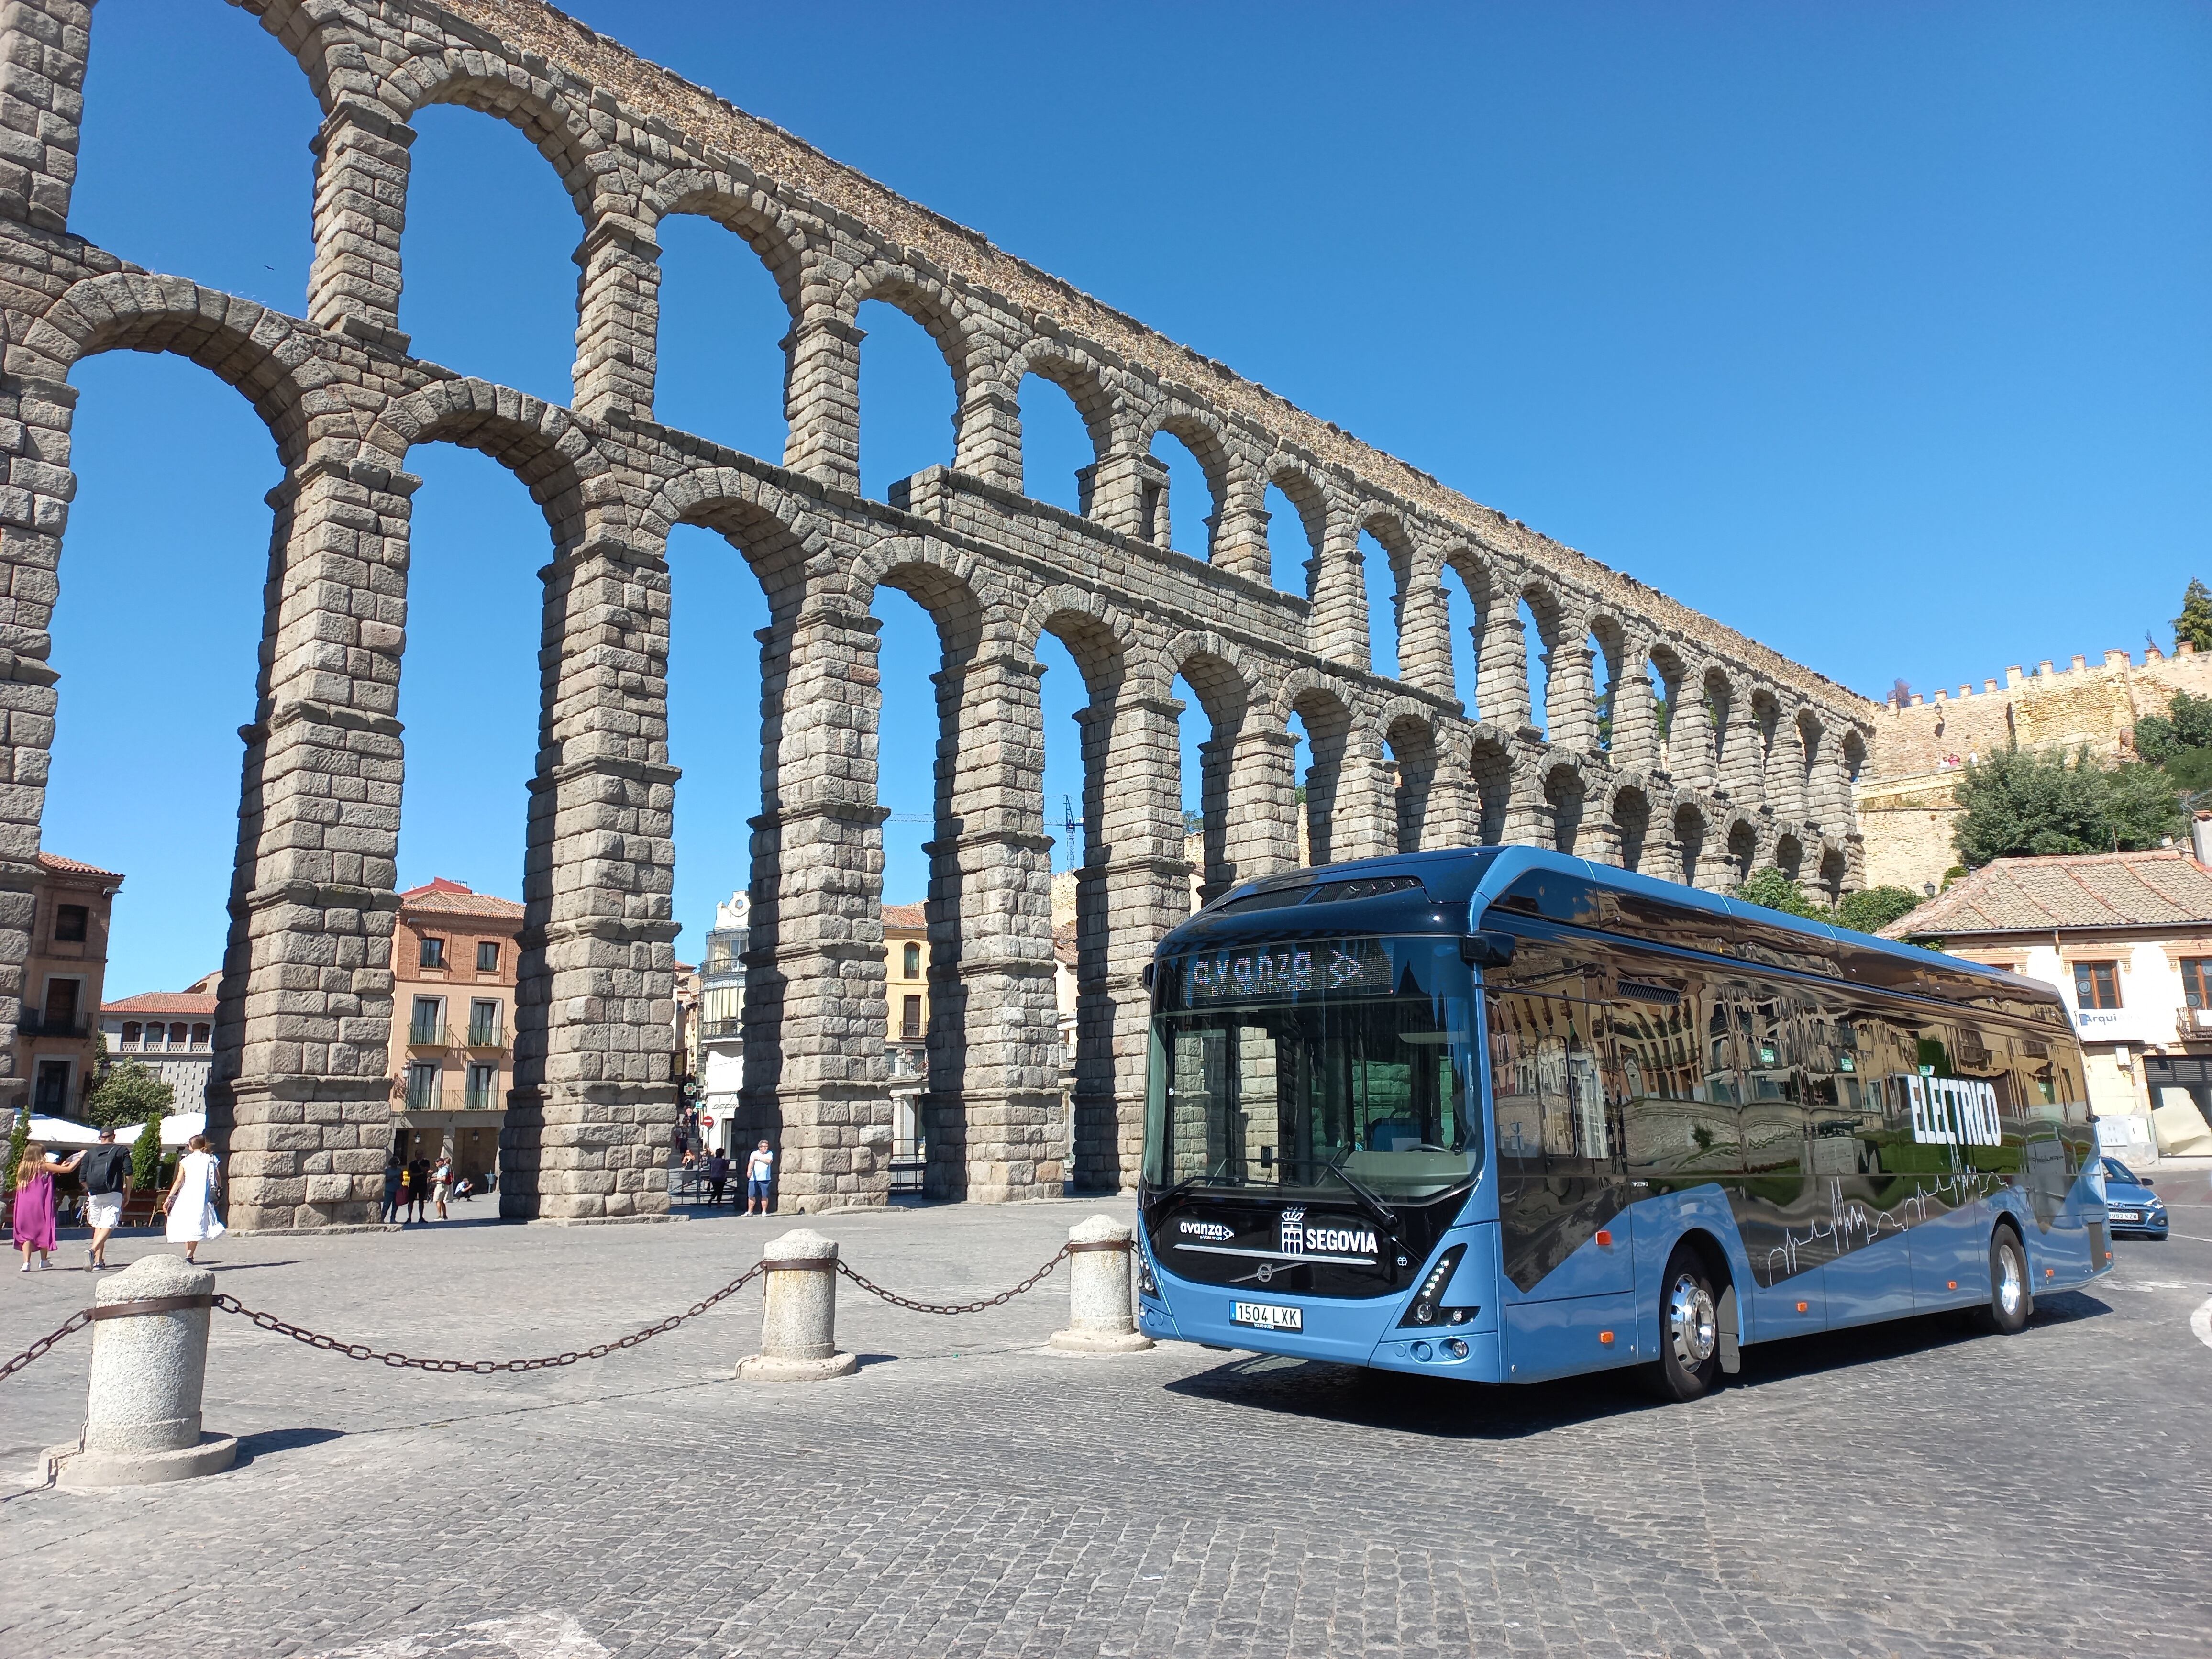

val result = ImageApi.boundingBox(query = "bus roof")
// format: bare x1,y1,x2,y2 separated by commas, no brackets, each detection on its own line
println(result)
1170,845,2069,1028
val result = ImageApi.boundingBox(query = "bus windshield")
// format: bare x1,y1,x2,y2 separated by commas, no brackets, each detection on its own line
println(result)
1143,934,1480,1201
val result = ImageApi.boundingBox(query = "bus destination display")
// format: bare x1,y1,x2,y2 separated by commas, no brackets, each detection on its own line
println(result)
1183,937,1388,1002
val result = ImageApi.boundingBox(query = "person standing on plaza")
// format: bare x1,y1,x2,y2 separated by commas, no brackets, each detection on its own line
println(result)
432,1151,453,1221
380,1153,404,1224
77,1126,132,1270
160,1133,224,1264
744,1139,774,1216
703,1149,729,1207
406,1154,431,1224
13,1139,82,1272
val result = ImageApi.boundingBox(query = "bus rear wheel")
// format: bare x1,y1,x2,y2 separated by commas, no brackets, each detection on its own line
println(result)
1648,1245,1722,1402
1975,1225,2032,1336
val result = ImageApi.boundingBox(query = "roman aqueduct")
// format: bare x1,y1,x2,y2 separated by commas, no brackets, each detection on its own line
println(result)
0,0,1877,1227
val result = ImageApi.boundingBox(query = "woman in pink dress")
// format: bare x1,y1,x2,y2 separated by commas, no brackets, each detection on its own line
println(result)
13,1139,82,1272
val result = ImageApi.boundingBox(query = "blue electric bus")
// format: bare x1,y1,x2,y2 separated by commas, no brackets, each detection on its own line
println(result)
1136,846,2111,1399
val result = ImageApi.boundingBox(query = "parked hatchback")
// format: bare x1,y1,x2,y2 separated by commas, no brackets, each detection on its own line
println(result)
2099,1157,2169,1239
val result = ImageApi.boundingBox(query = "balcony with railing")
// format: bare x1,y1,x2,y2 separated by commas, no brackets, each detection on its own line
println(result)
465,1013,507,1052
464,1072,500,1110
2176,1005,2212,1041
404,1071,444,1112
407,1021,457,1052
18,1012,90,1040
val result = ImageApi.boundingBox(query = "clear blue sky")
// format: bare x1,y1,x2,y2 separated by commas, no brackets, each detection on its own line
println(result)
53,0,2212,996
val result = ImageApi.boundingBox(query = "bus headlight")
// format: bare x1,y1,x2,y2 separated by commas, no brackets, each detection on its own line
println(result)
1400,1244,1469,1328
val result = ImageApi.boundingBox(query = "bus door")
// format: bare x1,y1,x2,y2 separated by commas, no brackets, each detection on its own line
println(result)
1809,1002,1917,1326
1723,987,1826,1334
1487,963,1639,1377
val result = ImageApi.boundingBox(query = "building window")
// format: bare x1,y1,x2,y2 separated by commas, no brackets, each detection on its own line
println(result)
2184,958,2212,1010
477,940,499,973
121,1021,140,1047
190,1023,210,1050
468,999,502,1047
901,994,923,1039
33,1059,69,1113
420,936,446,970
902,942,921,979
409,996,444,1045
2073,961,2122,1011
53,903,87,943
405,1062,442,1111
465,1062,498,1110
168,1023,187,1047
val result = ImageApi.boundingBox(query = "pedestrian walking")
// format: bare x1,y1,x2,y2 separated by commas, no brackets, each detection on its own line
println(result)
704,1150,729,1207
744,1139,774,1216
13,1139,81,1271
77,1126,132,1270
406,1156,431,1224
394,1159,415,1223
432,1153,453,1221
159,1133,224,1264
380,1153,404,1224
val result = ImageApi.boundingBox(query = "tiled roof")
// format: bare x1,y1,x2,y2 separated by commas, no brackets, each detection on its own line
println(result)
882,902,927,931
1880,850,2212,937
398,877,524,920
1053,920,1077,966
38,851,124,882
103,991,217,1016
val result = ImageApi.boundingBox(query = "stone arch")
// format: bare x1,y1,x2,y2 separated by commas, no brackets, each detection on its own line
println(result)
1363,509,1441,691
1379,700,1440,852
1772,830,1805,882
365,378,608,545
1673,802,1708,889
1143,399,1236,559
1795,707,1827,823
1816,841,1849,904
1264,457,1331,598
245,0,359,112
1722,814,1759,890
1543,755,1586,855
381,51,614,219
1471,728,1515,845
1013,337,1120,470
1702,664,1739,795
1585,612,1627,752
1160,630,1261,898
1645,643,1687,772
655,467,833,611
646,171,814,312
1609,781,1652,874
22,274,324,467
1277,670,1358,867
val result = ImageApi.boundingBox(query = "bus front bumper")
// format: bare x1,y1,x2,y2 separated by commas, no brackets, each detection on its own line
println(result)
1139,1264,1503,1381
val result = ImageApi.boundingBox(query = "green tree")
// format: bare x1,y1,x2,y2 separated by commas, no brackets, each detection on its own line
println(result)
129,1112,164,1192
84,1060,174,1131
1833,885,1925,935
2175,578,2212,654
5,1103,26,1183
1733,868,1824,919
1953,746,2185,866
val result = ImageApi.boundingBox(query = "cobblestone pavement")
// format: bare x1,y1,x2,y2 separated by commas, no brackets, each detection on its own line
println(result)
1,1189,2207,1659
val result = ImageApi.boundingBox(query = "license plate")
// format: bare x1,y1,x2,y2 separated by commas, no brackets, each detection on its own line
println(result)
2111,1210,2140,1222
1231,1301,1303,1332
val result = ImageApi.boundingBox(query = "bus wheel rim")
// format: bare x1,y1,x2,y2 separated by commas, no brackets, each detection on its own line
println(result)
1997,1243,2024,1316
1669,1273,1717,1365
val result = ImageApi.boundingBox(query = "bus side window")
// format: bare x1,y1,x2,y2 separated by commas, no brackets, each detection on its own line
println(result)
1488,991,1604,1174
1806,997,1880,1176
1617,973,1739,1179
1730,989,1806,1181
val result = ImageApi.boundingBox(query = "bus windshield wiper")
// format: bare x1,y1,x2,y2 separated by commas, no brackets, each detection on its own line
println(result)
1320,1149,1399,1230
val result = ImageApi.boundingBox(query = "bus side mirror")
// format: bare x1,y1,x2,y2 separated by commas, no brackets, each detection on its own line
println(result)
1142,962,1155,990
1461,931,1517,968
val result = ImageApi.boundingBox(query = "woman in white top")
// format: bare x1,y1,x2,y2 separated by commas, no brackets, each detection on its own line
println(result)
161,1134,225,1261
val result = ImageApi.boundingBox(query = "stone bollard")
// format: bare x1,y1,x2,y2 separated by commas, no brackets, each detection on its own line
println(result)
43,1254,237,1489
1049,1216,1155,1353
736,1228,858,1382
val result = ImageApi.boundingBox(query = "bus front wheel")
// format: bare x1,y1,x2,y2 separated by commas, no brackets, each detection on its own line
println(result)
1648,1244,1723,1402
1974,1225,2032,1336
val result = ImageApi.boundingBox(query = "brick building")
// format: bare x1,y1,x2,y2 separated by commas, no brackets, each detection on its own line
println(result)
388,878,523,1185
14,851,124,1118
1882,848,2212,1160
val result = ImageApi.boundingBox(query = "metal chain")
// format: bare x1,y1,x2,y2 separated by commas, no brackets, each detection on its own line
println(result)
0,1307,92,1383
835,1245,1070,1315
208,1259,769,1374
